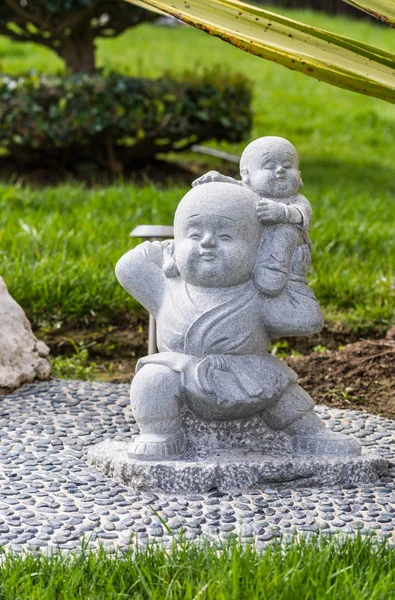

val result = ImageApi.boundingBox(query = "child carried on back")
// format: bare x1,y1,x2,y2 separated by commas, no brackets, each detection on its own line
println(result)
192,136,312,297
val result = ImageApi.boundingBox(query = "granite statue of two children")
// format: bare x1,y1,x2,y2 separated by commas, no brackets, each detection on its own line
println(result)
116,136,360,461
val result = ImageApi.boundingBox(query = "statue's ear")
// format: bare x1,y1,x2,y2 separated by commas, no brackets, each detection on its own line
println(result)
240,167,250,186
163,240,180,278
299,170,304,189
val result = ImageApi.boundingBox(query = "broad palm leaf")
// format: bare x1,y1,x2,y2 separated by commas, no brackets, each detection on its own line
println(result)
126,0,395,103
342,0,395,27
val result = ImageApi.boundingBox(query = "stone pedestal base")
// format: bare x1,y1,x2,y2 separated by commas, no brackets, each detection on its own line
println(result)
87,441,387,493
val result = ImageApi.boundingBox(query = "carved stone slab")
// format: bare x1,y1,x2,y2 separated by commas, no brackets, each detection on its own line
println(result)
87,441,387,494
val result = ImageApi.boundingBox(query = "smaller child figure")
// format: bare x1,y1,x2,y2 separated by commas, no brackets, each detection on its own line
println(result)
192,136,311,297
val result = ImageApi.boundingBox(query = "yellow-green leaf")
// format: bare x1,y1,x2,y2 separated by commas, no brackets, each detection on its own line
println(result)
125,0,395,103
341,0,395,27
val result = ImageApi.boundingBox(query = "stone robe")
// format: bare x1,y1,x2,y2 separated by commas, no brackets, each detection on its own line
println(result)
116,241,323,421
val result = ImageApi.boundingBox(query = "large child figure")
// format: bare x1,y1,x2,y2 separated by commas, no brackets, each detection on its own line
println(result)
116,183,360,461
193,136,311,297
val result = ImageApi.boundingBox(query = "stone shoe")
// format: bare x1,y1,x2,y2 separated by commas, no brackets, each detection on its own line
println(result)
253,266,288,297
291,430,361,457
128,430,186,461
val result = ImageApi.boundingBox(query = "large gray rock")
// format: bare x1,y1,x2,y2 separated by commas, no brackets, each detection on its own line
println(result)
0,276,51,393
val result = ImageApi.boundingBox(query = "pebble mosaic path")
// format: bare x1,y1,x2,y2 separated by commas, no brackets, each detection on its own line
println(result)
0,379,394,554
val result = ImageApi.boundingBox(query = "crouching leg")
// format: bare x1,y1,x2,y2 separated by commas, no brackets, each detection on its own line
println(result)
261,383,361,456
129,364,185,460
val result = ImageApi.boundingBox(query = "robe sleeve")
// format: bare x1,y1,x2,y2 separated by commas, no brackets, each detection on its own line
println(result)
290,194,312,231
115,240,167,317
261,282,323,338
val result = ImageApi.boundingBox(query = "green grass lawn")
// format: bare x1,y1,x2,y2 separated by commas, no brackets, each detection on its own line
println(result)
0,9,394,331
0,537,394,599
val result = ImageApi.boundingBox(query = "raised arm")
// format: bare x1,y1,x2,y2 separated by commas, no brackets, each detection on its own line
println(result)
115,240,167,317
192,171,244,188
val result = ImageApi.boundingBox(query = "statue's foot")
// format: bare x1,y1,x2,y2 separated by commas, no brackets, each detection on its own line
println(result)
291,430,361,457
285,409,361,457
254,266,288,297
128,430,186,461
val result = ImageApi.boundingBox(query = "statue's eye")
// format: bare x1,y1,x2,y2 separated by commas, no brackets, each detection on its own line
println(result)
188,233,200,240
219,234,232,241
283,163,291,168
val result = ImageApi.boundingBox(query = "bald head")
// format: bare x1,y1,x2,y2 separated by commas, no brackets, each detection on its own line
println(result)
173,183,262,288
174,182,260,242
239,136,301,198
240,136,299,174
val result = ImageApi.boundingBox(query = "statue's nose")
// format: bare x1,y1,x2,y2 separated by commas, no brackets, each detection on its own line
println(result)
200,233,216,248
275,165,285,176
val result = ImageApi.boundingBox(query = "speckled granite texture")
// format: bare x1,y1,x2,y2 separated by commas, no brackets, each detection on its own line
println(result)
1,380,394,554
88,442,386,494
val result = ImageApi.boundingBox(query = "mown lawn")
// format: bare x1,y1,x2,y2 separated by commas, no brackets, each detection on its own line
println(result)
0,537,394,600
0,9,394,330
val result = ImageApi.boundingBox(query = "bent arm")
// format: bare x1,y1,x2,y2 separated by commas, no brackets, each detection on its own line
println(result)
289,194,312,230
214,175,244,186
192,171,245,187
115,240,166,317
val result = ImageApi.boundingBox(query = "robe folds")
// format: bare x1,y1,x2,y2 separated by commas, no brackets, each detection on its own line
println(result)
117,241,322,421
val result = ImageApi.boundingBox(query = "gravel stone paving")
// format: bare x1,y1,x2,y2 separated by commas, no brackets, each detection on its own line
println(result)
0,380,394,553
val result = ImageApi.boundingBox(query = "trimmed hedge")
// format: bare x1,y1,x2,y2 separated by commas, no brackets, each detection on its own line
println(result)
0,71,252,172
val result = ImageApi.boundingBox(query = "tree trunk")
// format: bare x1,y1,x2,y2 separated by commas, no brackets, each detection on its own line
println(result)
58,32,96,74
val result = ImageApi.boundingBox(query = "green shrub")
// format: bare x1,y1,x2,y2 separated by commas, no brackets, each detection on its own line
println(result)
0,71,252,172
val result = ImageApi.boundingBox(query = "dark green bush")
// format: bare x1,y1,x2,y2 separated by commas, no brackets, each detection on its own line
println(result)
0,71,252,172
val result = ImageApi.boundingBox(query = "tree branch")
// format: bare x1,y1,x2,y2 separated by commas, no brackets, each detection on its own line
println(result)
95,22,136,37
5,0,45,28
0,24,57,49
54,0,100,33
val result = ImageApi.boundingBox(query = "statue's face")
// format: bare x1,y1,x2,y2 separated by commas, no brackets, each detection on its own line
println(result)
174,183,261,288
242,141,301,199
175,211,259,288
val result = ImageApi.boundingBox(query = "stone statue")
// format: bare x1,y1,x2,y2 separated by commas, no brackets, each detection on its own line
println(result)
192,136,312,297
115,140,361,462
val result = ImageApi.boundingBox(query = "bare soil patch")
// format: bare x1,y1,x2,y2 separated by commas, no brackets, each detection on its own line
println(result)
41,317,394,420
42,312,148,384
285,333,395,420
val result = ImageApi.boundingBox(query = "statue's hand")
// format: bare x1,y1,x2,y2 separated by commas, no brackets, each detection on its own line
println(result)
256,199,286,224
192,171,226,187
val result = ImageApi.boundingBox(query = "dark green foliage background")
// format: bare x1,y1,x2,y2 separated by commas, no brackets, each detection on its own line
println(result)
0,1,153,27
0,71,252,167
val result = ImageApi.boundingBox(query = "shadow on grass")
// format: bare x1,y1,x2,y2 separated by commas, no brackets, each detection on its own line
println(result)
0,155,231,189
1,153,393,196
